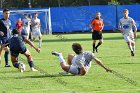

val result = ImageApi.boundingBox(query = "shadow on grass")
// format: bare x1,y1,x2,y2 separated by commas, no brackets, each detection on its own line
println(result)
15,74,75,79
34,33,140,43
41,36,129,43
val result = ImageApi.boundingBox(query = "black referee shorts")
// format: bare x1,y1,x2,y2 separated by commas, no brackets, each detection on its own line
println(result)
92,30,103,40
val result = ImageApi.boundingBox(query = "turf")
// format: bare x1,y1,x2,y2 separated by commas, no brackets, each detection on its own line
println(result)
0,32,140,93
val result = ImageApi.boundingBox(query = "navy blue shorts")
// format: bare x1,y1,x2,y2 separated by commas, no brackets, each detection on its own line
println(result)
10,47,27,57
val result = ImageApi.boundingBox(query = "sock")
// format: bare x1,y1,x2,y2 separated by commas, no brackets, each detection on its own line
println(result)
4,51,9,65
95,42,102,49
128,45,133,52
93,43,95,52
28,61,34,68
39,40,42,48
58,54,65,63
13,63,20,68
132,45,135,52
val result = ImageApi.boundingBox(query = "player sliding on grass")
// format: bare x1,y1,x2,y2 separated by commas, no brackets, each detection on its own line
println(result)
52,43,112,75
5,28,40,72
118,9,137,56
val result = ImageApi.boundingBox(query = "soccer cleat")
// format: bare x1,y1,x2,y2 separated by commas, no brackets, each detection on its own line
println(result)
31,67,38,72
5,64,11,67
19,63,25,72
51,51,61,56
131,51,134,56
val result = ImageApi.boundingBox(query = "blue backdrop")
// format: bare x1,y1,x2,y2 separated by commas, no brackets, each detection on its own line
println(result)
51,4,140,32
0,5,140,33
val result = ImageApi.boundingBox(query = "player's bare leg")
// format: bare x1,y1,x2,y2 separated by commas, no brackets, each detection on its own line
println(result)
67,54,75,65
11,55,25,72
52,51,70,72
24,49,38,71
127,42,134,56
38,36,42,48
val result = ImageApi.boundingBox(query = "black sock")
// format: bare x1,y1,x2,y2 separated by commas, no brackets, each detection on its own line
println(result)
4,51,9,65
93,43,95,52
28,61,34,68
13,63,20,68
95,42,102,49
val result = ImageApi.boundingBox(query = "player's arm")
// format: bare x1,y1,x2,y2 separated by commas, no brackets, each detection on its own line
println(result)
134,24,137,38
89,19,94,32
23,37,40,53
0,20,4,36
92,53,112,72
132,20,137,38
100,19,104,31
118,21,123,34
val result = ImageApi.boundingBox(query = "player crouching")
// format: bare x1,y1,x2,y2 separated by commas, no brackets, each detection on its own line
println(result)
6,28,40,72
52,43,112,75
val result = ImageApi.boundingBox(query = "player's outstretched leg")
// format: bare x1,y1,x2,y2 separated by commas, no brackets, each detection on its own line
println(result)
24,50,38,71
52,51,61,56
11,55,25,72
52,51,70,72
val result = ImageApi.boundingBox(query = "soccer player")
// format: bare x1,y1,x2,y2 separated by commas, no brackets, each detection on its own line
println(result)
28,14,33,41
0,8,11,67
118,9,137,56
31,13,42,48
52,43,112,75
16,18,23,35
8,28,40,72
90,12,104,53
22,14,31,39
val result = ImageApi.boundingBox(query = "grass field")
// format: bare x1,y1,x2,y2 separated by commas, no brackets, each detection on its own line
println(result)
0,32,140,93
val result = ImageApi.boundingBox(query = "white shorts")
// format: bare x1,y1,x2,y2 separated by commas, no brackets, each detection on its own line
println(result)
71,55,77,66
68,65,80,75
123,33,134,42
32,29,42,38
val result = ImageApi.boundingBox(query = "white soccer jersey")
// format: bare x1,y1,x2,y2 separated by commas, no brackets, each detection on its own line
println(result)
22,18,31,39
75,51,95,70
31,18,41,38
119,17,136,35
31,18,40,30
23,18,31,28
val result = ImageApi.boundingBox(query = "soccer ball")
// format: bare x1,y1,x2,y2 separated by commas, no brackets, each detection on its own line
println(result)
20,63,26,71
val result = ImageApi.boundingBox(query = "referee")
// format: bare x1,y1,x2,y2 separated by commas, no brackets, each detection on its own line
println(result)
90,12,104,53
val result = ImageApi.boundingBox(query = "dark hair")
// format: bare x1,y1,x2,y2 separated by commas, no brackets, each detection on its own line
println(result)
3,8,9,13
24,14,27,16
12,28,19,35
34,12,38,15
72,43,83,54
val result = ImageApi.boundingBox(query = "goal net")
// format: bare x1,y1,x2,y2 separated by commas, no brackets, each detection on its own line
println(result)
0,8,52,34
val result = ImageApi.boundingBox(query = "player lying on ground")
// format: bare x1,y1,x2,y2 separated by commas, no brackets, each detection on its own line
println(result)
4,28,40,72
52,43,112,75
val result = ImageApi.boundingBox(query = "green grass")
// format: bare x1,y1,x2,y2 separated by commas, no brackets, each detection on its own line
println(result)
0,32,140,93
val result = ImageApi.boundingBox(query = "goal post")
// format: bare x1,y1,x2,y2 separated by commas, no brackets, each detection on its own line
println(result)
0,8,52,35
